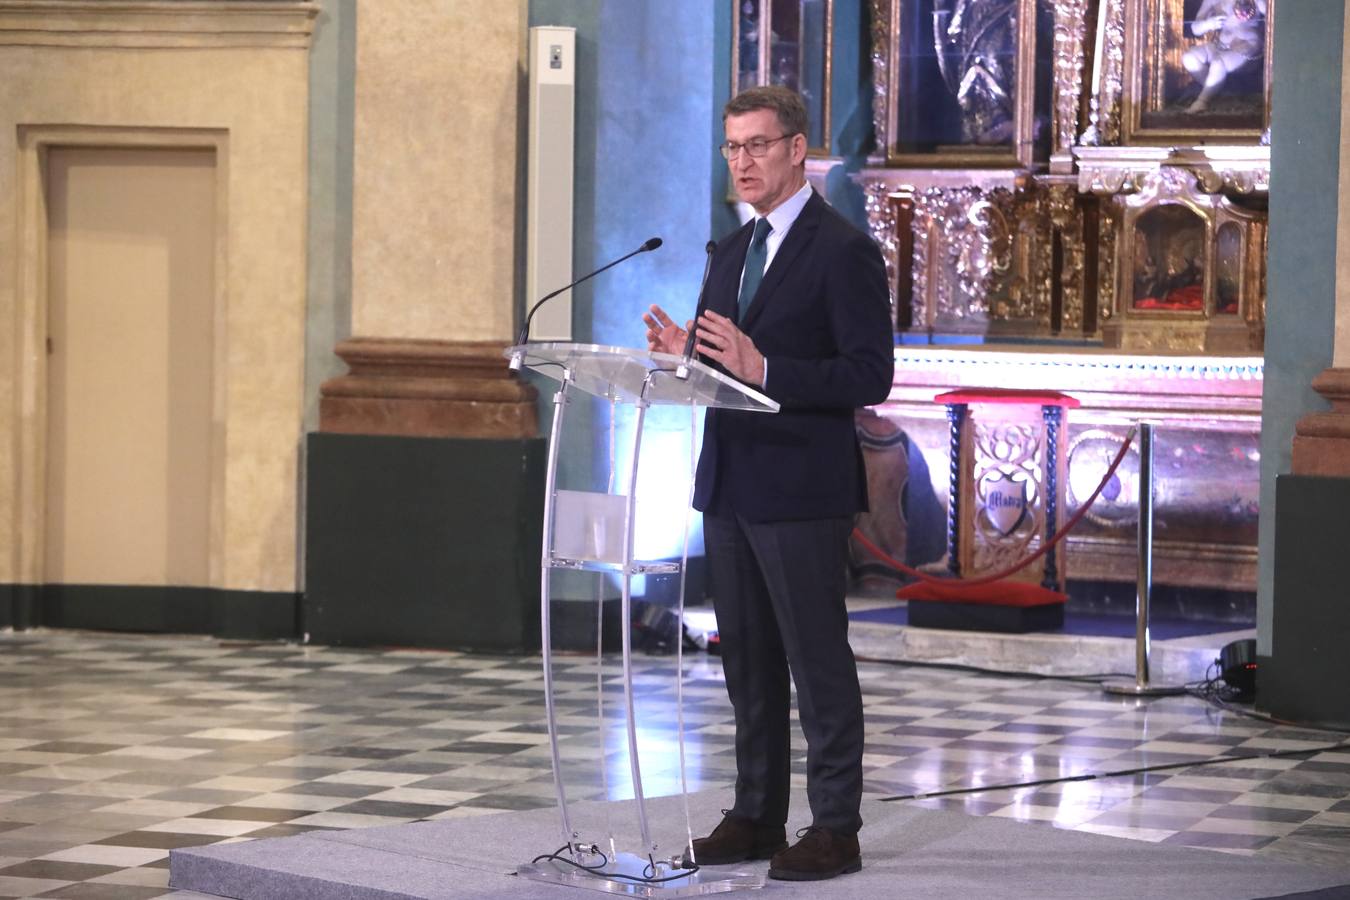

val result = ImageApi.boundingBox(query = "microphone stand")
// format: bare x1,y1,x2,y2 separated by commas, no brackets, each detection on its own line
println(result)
675,240,718,380
509,237,663,371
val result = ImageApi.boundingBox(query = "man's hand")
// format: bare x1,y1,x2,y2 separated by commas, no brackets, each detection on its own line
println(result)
643,304,691,355
695,310,765,386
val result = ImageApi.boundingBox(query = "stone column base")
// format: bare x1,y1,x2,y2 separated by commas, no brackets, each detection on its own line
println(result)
1291,368,1350,476
319,338,538,439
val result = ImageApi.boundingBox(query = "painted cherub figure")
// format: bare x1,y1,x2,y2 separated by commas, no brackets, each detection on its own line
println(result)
1182,0,1267,114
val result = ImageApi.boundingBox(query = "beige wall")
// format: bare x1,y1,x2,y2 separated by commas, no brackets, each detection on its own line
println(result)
351,0,523,342
0,2,315,592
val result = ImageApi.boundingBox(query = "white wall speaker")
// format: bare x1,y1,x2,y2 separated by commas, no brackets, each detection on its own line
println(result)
526,26,575,341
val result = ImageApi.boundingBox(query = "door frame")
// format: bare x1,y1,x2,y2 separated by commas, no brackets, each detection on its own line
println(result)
15,125,230,589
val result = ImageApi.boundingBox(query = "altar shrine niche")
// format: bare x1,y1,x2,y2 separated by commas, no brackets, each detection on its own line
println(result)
1077,147,1267,352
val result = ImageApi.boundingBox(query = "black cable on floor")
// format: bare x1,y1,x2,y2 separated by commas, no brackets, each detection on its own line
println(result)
878,739,1350,803
858,655,1350,735
527,845,700,885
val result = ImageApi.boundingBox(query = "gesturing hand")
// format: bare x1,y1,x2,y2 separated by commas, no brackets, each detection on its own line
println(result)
695,310,765,386
642,304,691,356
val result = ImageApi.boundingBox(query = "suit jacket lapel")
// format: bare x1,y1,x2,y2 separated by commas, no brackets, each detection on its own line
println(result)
740,191,822,331
709,222,753,320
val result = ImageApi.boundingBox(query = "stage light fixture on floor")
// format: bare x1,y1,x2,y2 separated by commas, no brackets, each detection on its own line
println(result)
1219,638,1257,701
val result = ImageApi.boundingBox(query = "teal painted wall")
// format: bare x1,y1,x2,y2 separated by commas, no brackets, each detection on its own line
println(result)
823,0,873,228
524,2,725,565
304,0,356,434
589,5,720,348
1257,0,1345,656
301,0,356,594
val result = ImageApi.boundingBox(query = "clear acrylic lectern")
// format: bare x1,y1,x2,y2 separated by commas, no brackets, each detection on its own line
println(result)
507,343,778,897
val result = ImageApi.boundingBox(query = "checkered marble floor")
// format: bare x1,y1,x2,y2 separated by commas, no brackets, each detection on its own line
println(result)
0,630,1346,899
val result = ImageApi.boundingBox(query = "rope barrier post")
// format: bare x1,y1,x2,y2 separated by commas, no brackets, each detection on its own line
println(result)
1041,404,1062,591
945,402,968,578
1104,422,1185,698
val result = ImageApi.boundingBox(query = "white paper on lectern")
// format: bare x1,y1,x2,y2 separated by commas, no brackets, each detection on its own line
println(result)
553,490,627,564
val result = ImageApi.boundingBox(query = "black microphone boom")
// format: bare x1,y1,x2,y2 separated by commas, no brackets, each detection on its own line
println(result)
513,237,663,352
676,239,719,379
680,240,719,360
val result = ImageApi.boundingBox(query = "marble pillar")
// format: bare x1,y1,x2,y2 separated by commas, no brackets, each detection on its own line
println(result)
1291,5,1350,477
319,0,537,438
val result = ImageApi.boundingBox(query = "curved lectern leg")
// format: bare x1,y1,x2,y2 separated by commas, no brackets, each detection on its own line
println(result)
620,395,656,861
597,395,622,860
539,374,576,856
674,401,699,863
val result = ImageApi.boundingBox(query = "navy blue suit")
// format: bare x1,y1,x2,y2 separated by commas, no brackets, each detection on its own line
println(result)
694,189,893,835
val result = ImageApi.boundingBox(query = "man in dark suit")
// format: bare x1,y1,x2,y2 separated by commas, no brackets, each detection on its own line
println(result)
643,86,893,881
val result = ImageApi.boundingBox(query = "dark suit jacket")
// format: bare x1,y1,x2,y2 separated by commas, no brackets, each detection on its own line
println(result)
693,190,895,522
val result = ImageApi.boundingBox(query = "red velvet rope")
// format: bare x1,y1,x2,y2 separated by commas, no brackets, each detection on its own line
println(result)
852,426,1138,588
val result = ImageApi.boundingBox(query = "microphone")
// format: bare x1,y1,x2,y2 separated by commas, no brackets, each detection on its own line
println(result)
509,237,663,371
676,240,718,380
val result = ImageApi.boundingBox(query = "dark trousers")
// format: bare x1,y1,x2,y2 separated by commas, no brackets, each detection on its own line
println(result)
703,512,864,835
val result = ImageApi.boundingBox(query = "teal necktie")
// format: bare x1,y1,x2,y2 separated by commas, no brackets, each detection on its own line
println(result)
737,218,772,321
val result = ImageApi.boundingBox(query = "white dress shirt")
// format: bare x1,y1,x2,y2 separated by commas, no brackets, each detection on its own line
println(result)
739,179,813,297
737,180,813,388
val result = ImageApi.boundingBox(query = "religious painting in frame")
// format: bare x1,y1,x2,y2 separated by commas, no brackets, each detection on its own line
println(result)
732,0,834,155
1122,0,1272,142
872,0,1055,168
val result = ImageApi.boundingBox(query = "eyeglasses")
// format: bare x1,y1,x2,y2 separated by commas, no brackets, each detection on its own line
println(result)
719,134,793,159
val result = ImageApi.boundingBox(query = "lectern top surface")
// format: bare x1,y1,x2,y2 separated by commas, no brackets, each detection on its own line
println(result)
508,342,779,412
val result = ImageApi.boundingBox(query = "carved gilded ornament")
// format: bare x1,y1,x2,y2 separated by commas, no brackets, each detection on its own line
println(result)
1050,0,1090,161
869,0,891,165
1098,212,1117,320
971,422,1045,573
913,186,1018,323
857,173,1085,335
1081,168,1148,195
948,195,1013,303
1133,165,1203,204
911,196,944,327
1194,168,1269,195
1082,0,1127,145
1076,147,1269,197
1046,183,1087,331
863,180,899,306
998,188,1064,328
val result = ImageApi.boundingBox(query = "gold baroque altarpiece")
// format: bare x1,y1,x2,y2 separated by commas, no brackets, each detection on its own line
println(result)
857,0,1269,349
848,0,1271,594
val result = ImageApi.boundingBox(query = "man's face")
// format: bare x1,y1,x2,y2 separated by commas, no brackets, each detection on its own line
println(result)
724,108,806,216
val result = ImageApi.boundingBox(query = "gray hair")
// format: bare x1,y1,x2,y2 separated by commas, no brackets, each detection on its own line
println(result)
723,85,809,138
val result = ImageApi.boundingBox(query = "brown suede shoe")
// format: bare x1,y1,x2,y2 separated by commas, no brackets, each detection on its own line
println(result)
767,826,861,881
683,810,787,866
